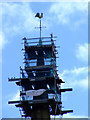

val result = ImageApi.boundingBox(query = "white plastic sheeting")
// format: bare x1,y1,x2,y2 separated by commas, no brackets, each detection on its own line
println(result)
26,89,46,97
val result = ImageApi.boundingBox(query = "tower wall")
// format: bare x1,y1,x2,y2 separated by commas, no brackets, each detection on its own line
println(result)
31,104,50,120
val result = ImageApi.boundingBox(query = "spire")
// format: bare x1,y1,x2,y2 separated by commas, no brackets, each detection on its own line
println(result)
35,13,43,45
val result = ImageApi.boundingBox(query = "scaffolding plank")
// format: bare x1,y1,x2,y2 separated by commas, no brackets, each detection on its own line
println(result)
8,78,28,82
25,65,54,70
9,99,49,105
22,40,56,44
8,78,21,81
10,76,55,84
22,36,57,40
61,110,73,115
16,76,55,86
15,99,57,109
60,88,72,92
25,44,52,48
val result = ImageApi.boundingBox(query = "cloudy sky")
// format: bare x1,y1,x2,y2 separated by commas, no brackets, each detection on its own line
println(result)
0,1,88,119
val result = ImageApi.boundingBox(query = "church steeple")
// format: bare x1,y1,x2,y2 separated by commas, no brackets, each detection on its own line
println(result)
8,13,73,119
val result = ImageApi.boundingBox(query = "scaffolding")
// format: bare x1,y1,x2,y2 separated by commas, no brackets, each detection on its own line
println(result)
8,13,73,120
